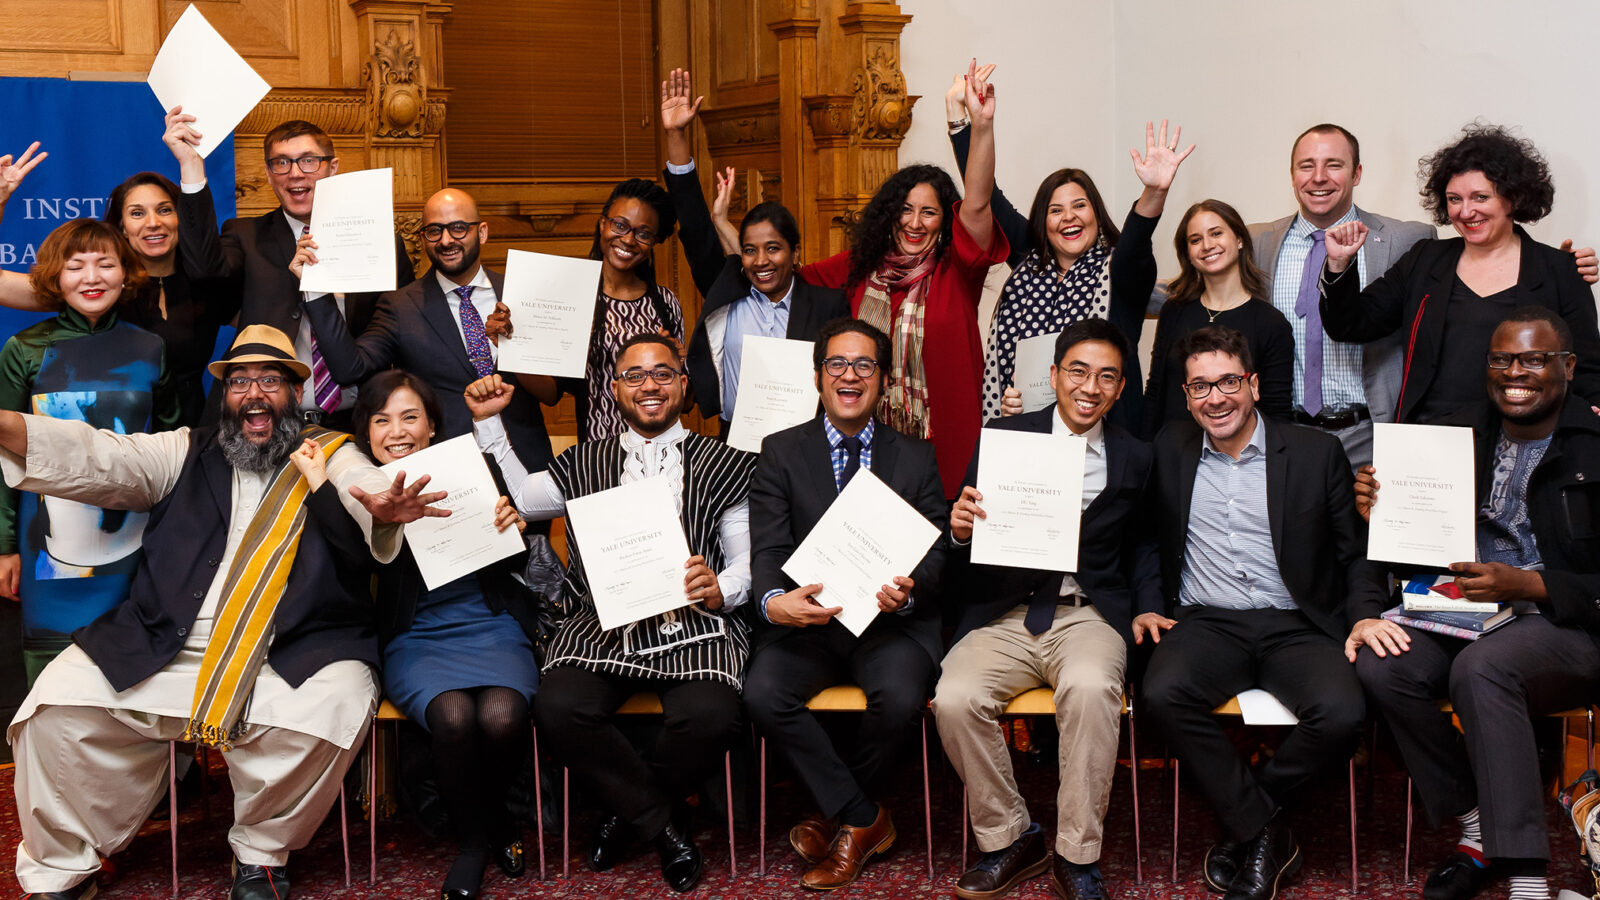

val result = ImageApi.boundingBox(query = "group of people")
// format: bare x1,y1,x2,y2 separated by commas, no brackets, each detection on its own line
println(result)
0,56,1593,900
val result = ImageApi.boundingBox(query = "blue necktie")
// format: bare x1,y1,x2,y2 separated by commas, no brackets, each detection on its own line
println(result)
455,285,495,378
1294,229,1328,416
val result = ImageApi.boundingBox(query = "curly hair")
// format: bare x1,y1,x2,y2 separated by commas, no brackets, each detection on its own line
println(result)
1419,123,1554,226
1025,168,1120,275
846,164,961,288
1166,200,1268,304
28,219,148,313
589,178,677,285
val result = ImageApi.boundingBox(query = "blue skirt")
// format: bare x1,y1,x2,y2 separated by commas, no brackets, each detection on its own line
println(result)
381,575,540,727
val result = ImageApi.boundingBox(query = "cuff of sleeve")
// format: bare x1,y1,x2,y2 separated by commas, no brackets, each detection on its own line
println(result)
716,569,749,612
665,158,696,176
181,180,207,194
760,588,784,624
950,531,970,547
472,415,508,440
895,596,916,616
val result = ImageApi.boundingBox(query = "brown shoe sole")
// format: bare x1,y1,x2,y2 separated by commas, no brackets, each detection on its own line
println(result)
789,822,833,865
954,854,1049,900
799,823,897,891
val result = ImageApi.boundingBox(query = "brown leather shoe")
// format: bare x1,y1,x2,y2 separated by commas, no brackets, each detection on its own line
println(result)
799,806,895,891
789,813,839,864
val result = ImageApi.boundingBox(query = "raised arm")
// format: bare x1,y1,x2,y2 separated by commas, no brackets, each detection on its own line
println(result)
463,375,567,519
659,67,729,294
1129,119,1193,219
945,68,1027,268
0,142,47,231
955,58,998,251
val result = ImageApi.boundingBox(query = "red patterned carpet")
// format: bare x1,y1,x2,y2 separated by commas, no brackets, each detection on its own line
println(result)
0,741,1591,899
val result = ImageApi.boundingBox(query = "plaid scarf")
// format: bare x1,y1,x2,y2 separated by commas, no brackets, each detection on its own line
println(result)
184,426,349,749
858,246,938,438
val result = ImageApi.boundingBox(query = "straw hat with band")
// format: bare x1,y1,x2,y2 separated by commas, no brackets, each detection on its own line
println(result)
207,324,312,382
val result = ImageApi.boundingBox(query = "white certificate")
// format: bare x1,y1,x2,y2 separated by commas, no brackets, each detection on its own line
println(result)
378,435,524,591
298,168,397,294
146,5,272,159
497,249,603,378
1234,689,1299,726
564,476,693,631
1368,423,1476,568
971,428,1085,571
1012,332,1060,414
781,469,940,637
726,336,818,453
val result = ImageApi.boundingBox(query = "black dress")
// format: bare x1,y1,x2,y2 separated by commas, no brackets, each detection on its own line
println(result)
1143,297,1295,437
122,252,241,427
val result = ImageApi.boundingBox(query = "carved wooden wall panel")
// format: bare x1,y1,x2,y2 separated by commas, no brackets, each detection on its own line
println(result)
0,1,123,55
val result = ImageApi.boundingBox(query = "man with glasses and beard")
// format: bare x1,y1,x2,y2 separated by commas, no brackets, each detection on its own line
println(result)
1352,308,1600,900
1138,325,1383,900
176,118,416,429
462,333,754,894
302,187,554,475
0,325,445,900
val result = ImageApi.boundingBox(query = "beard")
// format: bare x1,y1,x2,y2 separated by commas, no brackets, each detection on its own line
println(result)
218,399,304,474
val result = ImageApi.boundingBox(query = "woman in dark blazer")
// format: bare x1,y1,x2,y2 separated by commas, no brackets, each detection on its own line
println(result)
1321,123,1600,423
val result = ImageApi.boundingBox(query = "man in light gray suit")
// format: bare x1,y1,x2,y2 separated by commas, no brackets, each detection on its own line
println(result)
1248,124,1434,469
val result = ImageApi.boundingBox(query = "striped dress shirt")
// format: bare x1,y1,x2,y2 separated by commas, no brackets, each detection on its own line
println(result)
1270,209,1368,412
1178,413,1296,610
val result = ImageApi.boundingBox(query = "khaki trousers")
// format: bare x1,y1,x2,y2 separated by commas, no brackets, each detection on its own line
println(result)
931,603,1126,863
12,703,369,893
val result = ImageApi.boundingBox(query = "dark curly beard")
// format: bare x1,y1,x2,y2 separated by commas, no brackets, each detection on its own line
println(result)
218,401,303,474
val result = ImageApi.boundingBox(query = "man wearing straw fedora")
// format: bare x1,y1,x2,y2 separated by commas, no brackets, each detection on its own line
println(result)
0,325,446,900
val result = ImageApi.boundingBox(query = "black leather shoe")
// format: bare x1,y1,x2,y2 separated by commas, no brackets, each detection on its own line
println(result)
1204,840,1245,893
492,838,525,878
1223,811,1300,900
439,888,477,900
651,821,704,893
1050,856,1107,900
230,859,291,900
18,881,98,899
954,825,1048,899
588,815,634,872
1422,851,1493,900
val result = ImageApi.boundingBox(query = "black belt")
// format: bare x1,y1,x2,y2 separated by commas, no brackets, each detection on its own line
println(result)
1292,405,1371,430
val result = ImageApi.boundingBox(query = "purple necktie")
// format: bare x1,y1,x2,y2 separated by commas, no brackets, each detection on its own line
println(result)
1294,229,1327,416
455,286,495,378
304,225,341,414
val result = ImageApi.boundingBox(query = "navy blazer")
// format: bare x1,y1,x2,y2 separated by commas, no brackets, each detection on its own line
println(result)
949,408,1160,647
749,416,949,664
1149,417,1387,642
303,269,553,474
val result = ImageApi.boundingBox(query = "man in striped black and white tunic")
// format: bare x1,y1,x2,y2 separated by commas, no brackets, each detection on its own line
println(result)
466,332,754,894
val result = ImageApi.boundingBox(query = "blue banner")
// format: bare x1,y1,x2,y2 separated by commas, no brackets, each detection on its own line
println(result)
0,76,237,341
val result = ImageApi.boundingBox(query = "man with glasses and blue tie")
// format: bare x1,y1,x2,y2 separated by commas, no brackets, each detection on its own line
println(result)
175,119,416,430
1138,325,1384,900
744,317,948,892
300,186,554,476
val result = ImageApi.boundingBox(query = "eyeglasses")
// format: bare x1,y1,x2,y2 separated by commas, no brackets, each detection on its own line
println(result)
1060,365,1122,390
1487,350,1573,370
1181,373,1250,400
603,216,657,245
226,375,288,393
821,356,881,378
614,365,683,386
421,220,481,242
266,155,333,175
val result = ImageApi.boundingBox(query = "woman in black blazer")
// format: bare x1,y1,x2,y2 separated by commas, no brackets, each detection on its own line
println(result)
1321,124,1600,423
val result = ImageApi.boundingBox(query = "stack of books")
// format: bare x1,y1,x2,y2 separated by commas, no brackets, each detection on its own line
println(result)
1381,574,1515,640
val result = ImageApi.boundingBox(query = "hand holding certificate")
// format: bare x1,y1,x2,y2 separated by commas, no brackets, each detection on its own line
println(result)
1011,332,1061,414
378,435,524,590
564,476,695,630
781,469,940,636
147,5,272,159
1367,423,1476,568
971,428,1085,570
726,336,818,453
299,168,397,294
497,249,603,378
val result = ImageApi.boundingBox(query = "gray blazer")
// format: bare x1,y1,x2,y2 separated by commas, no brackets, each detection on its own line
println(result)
1249,207,1434,424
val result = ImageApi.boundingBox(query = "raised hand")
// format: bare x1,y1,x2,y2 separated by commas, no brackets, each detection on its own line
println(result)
660,67,704,132
1324,221,1368,274
711,166,739,254
999,386,1024,417
944,73,967,123
289,232,319,280
962,58,997,126
0,141,47,209
463,374,515,421
162,106,206,183
349,471,451,525
684,555,724,610
1130,120,1195,192
289,437,328,490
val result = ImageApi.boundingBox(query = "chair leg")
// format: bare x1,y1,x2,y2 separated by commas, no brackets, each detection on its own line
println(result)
758,736,767,878
198,744,211,820
1589,708,1596,771
562,767,570,880
532,725,546,881
340,783,351,888
1403,776,1413,884
725,750,737,880
368,722,378,884
921,716,933,880
1128,694,1142,886
1171,758,1180,884
1347,758,1357,893
169,741,179,898
961,789,969,871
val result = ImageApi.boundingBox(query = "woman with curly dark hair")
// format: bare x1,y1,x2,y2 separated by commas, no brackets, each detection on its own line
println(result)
1320,123,1600,422
797,59,1009,499
1141,199,1295,435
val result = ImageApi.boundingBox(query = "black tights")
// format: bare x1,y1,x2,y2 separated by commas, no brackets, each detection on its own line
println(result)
425,686,530,887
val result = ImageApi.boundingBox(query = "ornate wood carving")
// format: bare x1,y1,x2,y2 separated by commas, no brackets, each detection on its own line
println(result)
367,27,426,139
850,45,914,141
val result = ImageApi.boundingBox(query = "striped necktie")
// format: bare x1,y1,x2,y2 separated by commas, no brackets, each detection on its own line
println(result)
303,225,340,414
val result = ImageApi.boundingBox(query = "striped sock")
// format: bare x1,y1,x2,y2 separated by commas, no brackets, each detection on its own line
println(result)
1455,808,1484,862
1507,875,1550,900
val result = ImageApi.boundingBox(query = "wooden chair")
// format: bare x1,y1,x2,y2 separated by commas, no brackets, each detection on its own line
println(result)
1168,694,1359,892
560,692,738,880
756,684,935,879
956,686,1143,884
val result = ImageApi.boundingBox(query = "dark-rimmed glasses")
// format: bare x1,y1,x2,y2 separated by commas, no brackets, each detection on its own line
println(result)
226,375,287,393
1487,350,1573,370
615,366,683,387
1181,373,1249,400
821,357,881,378
421,221,481,242
266,155,333,175
603,216,658,245
1060,365,1122,390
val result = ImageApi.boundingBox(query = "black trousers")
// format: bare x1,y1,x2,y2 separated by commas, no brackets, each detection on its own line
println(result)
534,665,742,839
1142,607,1365,841
743,621,936,819
1357,614,1600,860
